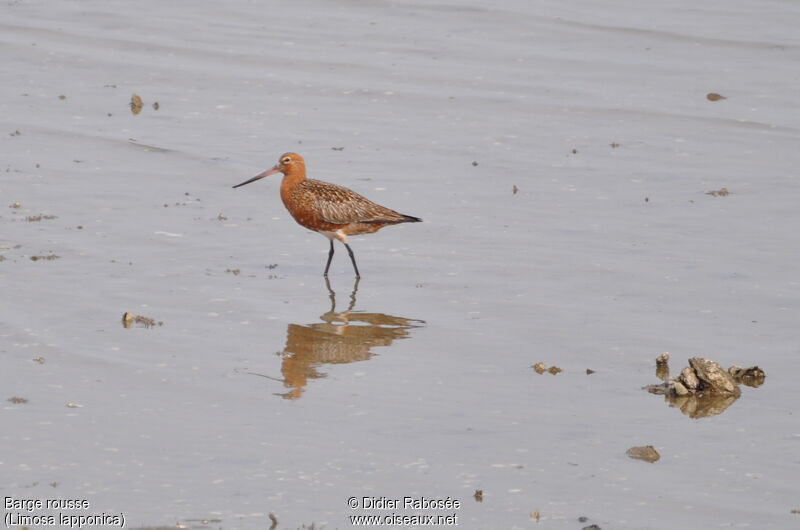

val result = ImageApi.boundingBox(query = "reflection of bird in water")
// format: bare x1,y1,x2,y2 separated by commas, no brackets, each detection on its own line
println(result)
232,152,421,277
267,278,424,399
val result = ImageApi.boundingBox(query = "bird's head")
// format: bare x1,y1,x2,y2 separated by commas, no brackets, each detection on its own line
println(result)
233,152,305,188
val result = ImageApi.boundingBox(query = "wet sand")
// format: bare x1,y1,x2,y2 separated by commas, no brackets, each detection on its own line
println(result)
2,0,799,528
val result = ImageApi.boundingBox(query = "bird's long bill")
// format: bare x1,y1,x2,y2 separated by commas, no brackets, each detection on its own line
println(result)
232,167,280,189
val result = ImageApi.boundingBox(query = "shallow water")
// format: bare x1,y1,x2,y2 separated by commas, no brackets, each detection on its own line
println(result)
2,0,799,528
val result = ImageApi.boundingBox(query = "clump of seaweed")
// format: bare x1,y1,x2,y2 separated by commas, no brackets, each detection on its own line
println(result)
30,254,60,261
532,362,562,375
25,214,58,222
121,312,164,329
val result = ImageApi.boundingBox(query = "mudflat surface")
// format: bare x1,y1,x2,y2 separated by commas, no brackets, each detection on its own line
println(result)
2,1,799,528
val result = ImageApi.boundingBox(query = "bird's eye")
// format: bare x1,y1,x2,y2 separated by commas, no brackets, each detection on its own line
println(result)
282,157,291,164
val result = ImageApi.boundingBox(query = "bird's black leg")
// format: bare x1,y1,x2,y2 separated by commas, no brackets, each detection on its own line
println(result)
344,243,361,278
324,239,335,276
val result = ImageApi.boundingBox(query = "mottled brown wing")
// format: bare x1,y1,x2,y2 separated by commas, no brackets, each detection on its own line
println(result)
305,179,405,224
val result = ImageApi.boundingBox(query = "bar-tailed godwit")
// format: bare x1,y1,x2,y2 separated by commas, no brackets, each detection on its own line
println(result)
233,152,421,277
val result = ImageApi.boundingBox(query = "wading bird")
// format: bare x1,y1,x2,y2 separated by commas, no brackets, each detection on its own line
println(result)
233,152,421,277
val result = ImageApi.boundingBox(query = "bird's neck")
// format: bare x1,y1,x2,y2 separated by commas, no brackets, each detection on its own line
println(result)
283,167,306,182
280,169,306,195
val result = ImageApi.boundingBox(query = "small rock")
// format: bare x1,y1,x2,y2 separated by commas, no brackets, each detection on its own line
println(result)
689,357,739,395
672,380,689,396
729,365,766,387
626,445,660,463
680,366,700,390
